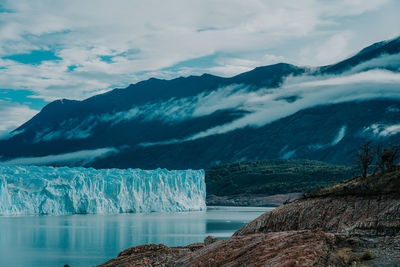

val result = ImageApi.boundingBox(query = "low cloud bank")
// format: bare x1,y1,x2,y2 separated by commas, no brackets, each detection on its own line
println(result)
34,84,250,142
331,126,347,146
141,68,400,146
363,123,400,138
1,147,118,166
29,52,400,145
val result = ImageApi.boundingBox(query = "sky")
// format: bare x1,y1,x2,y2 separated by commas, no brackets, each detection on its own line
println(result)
0,0,399,136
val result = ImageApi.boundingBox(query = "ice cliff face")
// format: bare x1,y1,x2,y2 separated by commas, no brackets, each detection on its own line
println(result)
0,165,206,215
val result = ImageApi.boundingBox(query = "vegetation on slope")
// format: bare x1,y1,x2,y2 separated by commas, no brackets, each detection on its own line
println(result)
306,168,400,198
205,159,356,196
306,142,400,197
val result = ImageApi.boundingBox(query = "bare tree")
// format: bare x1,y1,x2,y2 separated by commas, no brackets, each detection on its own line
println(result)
356,142,375,178
376,145,400,173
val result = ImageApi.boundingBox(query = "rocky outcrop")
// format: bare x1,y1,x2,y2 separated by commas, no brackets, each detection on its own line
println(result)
177,230,343,266
234,171,400,237
203,236,218,246
206,192,302,207
99,231,344,267
235,195,400,237
99,171,400,266
99,243,204,267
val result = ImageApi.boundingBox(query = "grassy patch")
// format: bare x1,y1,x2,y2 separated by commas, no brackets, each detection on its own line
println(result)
306,170,400,198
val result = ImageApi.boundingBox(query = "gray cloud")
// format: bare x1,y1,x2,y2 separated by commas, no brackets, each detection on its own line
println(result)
0,0,397,102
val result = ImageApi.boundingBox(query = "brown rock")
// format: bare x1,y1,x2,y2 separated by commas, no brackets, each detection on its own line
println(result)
204,235,218,246
186,242,204,251
99,231,344,267
99,244,192,267
177,230,343,266
234,195,400,236
206,192,303,207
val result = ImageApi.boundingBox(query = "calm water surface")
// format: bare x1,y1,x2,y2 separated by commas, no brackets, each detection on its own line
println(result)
0,206,273,267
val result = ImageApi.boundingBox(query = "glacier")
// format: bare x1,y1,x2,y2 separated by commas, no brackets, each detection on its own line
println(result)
0,165,206,215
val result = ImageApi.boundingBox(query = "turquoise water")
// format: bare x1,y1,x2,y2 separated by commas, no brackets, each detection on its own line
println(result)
0,206,273,267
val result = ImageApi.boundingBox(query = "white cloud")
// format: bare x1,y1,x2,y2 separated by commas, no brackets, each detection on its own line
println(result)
380,125,400,136
1,147,118,165
300,32,352,66
33,117,98,143
309,125,347,149
15,64,400,145
0,100,38,138
346,53,400,74
0,0,398,140
291,69,400,87
331,126,347,146
209,54,287,77
387,105,400,112
363,123,400,138
281,150,296,159
0,0,396,102
138,69,400,146
32,85,250,141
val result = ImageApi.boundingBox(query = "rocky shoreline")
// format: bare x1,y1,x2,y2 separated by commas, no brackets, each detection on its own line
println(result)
206,192,303,207
99,171,400,266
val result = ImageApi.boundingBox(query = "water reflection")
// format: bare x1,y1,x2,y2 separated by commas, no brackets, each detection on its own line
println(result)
0,206,273,267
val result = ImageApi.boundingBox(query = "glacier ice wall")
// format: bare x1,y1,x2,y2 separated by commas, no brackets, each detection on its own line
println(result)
0,165,206,215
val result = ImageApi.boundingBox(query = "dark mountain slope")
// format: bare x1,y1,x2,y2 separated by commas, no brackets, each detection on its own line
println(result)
15,63,304,134
0,37,399,169
88,99,400,169
321,36,400,73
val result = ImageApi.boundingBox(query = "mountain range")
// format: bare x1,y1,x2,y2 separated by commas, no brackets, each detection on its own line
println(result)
1,36,400,169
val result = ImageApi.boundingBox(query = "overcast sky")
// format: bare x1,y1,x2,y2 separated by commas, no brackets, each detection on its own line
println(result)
0,0,399,135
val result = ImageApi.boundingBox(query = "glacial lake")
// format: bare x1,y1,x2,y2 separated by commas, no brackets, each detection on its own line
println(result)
0,206,273,267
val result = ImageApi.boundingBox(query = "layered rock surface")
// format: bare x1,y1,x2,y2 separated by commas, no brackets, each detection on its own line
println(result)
235,195,400,236
176,231,342,266
100,231,343,267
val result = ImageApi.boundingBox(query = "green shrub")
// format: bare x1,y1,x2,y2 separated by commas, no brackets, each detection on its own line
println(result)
361,249,374,261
